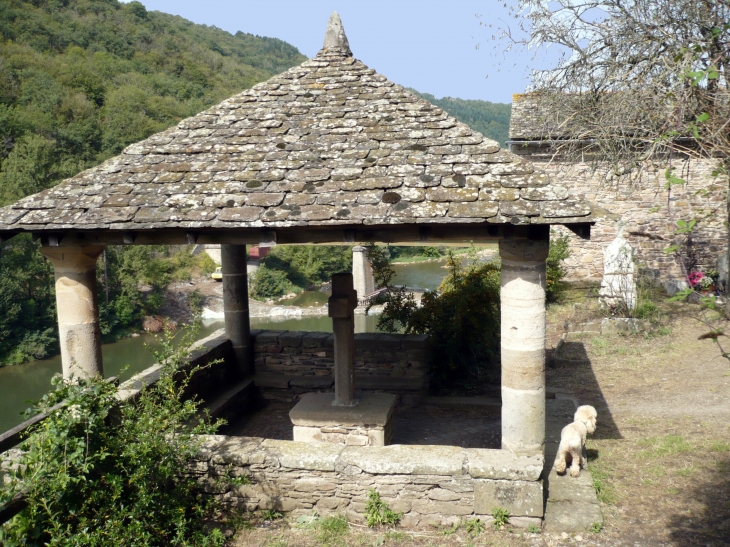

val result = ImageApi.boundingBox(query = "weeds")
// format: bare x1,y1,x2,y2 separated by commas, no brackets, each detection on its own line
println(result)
590,522,603,534
440,522,459,535
314,514,349,544
365,489,402,528
262,510,283,522
466,517,485,537
710,441,730,452
528,523,541,534
491,508,509,530
588,462,616,505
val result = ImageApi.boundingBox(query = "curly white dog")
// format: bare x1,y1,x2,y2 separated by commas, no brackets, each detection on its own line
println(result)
554,405,597,478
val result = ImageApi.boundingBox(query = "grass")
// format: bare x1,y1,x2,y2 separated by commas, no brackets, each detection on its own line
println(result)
314,515,350,545
587,449,616,505
638,435,693,458
710,441,730,452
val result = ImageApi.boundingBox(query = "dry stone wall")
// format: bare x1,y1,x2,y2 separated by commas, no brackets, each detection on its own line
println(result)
252,330,429,404
191,435,544,527
513,154,727,282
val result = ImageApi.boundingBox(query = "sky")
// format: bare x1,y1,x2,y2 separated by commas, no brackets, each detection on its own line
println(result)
128,0,544,104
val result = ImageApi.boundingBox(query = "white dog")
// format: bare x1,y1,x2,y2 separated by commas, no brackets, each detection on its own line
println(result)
554,405,597,478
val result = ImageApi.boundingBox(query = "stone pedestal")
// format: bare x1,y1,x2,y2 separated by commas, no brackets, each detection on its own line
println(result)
329,273,357,406
499,238,549,456
352,246,375,299
290,392,396,446
41,246,105,380
222,244,252,377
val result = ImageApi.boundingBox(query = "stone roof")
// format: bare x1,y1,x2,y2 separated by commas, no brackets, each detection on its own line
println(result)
0,14,595,237
509,93,579,141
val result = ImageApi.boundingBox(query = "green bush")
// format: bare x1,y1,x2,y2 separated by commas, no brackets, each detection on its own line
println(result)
0,327,225,546
546,233,571,302
250,264,292,299
261,245,352,289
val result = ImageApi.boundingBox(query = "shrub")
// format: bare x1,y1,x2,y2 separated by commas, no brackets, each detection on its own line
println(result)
365,489,402,527
546,232,571,302
250,264,292,299
0,327,225,546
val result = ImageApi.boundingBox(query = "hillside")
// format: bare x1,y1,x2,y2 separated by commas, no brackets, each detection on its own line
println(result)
409,90,511,145
0,0,306,205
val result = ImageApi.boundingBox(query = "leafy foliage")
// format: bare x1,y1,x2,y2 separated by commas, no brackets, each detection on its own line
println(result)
365,489,402,528
251,245,353,299
491,507,510,530
408,90,512,145
546,232,570,302
0,326,225,546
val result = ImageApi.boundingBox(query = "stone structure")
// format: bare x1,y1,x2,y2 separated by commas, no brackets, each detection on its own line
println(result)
290,272,397,446
352,246,375,299
0,12,602,524
599,223,637,311
192,435,545,527
509,93,727,283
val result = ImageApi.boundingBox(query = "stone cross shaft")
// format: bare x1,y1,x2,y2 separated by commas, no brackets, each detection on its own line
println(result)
328,273,358,406
221,244,252,377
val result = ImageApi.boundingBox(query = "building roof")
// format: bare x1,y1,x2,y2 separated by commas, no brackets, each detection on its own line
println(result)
0,14,594,240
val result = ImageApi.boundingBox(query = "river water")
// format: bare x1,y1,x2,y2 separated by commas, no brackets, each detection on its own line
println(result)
0,260,450,432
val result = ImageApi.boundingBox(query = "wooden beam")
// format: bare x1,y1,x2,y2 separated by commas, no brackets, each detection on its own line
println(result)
185,231,199,245
564,223,592,240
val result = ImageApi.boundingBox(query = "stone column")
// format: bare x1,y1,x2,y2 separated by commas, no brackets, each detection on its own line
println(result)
41,246,105,380
352,246,375,299
221,244,252,377
499,238,549,456
328,273,358,406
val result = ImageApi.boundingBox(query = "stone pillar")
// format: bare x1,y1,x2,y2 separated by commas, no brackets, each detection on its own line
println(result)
499,238,549,456
328,273,358,406
352,246,375,299
221,244,252,377
41,246,105,380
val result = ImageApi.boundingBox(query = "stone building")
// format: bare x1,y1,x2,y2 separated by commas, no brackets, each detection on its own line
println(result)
509,93,727,285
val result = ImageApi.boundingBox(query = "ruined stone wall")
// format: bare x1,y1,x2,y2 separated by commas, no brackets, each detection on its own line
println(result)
513,152,727,282
192,435,544,527
251,330,429,404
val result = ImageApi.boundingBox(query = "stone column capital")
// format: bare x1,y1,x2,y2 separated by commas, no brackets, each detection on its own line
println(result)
499,239,549,263
40,245,105,271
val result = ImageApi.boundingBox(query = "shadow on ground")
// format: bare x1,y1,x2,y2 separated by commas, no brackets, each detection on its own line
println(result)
667,454,730,546
550,341,622,440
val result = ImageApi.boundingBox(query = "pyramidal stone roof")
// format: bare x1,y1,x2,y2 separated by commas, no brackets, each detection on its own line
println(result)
0,13,594,237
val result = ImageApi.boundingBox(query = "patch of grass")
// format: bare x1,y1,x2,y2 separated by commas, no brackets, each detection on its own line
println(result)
589,522,603,534
314,514,349,544
440,522,459,535
264,534,288,547
638,435,692,458
676,463,697,477
491,508,509,530
588,462,616,505
710,441,730,452
384,530,407,542
528,523,541,534
262,510,284,522
717,460,730,473
666,487,682,495
466,517,485,537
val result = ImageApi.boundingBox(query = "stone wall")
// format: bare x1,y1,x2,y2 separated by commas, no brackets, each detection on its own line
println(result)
192,435,544,527
251,330,430,404
510,151,727,282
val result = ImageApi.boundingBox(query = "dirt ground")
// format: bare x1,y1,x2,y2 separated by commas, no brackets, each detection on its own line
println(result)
227,290,730,547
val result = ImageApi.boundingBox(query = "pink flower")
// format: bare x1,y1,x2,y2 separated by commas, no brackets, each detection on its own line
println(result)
688,271,705,287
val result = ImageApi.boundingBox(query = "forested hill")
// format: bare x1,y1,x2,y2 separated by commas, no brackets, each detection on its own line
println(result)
409,90,511,146
0,0,306,206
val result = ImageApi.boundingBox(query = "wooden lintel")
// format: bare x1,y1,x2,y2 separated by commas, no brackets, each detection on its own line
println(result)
565,223,592,240
343,229,356,243
122,232,137,244
185,231,199,245
47,233,64,247
418,226,431,241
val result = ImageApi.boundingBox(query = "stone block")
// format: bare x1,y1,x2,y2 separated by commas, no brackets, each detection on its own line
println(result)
278,331,304,347
301,332,330,347
412,500,474,516
255,330,286,345
544,500,602,533
354,333,383,349
211,436,265,466
467,449,543,481
400,333,430,349
474,479,544,517
289,392,396,427
253,373,291,389
261,439,345,471
427,488,462,501
338,445,465,476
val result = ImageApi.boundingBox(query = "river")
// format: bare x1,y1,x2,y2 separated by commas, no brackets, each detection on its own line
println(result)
0,259,453,432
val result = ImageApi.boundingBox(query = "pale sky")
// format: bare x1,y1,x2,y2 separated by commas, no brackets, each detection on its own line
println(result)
127,0,543,104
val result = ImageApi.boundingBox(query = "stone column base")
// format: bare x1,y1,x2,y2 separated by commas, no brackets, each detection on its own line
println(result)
289,392,396,447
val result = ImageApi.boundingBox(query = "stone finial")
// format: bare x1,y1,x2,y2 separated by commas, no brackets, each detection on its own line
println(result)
323,11,351,55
